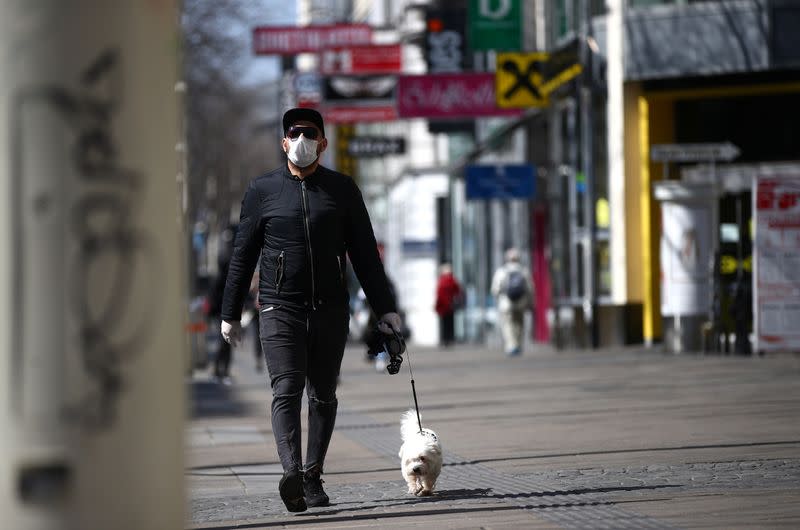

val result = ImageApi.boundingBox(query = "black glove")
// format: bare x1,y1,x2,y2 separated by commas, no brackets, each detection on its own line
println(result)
366,323,406,375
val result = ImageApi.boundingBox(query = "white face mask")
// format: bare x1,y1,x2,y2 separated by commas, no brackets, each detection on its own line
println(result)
286,135,319,168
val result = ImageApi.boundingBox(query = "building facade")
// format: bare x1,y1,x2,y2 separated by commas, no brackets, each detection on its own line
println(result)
297,0,800,350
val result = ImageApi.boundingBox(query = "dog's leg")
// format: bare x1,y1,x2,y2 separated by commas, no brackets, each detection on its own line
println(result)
404,475,419,495
418,476,436,496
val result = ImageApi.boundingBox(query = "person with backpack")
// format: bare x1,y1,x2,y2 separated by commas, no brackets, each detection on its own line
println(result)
490,247,533,356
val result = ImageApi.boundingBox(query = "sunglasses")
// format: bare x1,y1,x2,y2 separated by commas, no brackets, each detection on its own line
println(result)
286,126,320,140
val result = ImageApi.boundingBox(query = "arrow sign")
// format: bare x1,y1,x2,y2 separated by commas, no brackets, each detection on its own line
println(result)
650,142,740,162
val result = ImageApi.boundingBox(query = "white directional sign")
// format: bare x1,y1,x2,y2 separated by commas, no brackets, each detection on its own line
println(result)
347,137,406,157
651,142,740,163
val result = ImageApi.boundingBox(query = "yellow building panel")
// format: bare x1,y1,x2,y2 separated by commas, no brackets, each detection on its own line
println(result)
624,84,644,303
625,79,799,345
638,96,655,342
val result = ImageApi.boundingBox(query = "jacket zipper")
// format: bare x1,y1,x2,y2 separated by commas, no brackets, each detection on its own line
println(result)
336,255,344,285
275,250,285,294
300,180,316,309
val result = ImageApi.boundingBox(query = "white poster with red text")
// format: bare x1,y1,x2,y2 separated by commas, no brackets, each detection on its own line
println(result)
754,173,800,352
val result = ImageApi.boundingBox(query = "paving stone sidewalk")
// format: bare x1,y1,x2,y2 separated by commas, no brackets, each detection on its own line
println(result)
187,341,800,529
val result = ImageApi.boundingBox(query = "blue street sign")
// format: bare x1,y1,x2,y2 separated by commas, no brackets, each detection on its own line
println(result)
465,164,536,200
401,239,438,255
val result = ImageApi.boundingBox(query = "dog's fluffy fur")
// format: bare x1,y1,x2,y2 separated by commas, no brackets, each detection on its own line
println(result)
398,409,442,496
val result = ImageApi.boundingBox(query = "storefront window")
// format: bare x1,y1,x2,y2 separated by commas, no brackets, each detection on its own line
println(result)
553,0,574,40
555,0,607,40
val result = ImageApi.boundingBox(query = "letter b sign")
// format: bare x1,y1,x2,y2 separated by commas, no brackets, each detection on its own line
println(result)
469,0,521,51
479,0,511,19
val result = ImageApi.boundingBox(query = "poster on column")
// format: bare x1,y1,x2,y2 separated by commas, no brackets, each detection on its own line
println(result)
660,202,712,316
754,173,800,352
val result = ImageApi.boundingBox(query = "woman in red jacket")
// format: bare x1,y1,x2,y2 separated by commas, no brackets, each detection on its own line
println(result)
434,263,463,347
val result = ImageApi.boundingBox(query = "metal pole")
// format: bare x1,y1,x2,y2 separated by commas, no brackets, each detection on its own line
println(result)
580,0,599,348
710,157,721,352
567,104,579,303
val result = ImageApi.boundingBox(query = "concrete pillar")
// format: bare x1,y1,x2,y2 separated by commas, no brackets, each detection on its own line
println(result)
0,2,185,529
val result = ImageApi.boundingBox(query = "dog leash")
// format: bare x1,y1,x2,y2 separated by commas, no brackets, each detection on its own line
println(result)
405,340,424,433
385,323,424,433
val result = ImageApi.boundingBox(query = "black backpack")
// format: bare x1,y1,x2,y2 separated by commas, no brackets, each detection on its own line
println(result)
505,270,527,301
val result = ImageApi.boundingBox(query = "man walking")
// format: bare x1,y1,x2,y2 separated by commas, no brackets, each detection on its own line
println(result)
219,108,402,512
490,247,533,356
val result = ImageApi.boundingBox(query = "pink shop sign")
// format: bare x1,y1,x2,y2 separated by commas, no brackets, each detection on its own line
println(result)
396,73,522,119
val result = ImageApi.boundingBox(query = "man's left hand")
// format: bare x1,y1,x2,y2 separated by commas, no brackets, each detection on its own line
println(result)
378,312,402,335
221,319,242,347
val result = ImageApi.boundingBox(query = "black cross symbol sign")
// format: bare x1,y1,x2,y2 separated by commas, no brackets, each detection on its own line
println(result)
500,58,545,100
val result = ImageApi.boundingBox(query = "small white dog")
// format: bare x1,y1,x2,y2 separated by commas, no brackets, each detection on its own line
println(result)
399,409,442,496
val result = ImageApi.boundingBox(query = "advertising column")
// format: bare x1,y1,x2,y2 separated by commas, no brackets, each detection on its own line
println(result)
0,3,185,529
754,171,800,352
653,182,716,353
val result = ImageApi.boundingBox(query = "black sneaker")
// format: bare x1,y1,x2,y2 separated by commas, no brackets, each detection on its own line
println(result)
278,470,307,512
303,468,330,507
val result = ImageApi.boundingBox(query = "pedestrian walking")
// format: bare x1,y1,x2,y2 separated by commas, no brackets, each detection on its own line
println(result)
434,263,463,347
219,108,402,513
208,224,237,384
244,271,264,373
490,248,533,356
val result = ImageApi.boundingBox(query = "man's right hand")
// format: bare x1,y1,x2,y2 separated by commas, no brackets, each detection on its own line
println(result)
221,320,242,347
378,312,403,335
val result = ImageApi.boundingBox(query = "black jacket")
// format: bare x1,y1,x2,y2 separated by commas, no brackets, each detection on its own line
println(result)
221,165,397,320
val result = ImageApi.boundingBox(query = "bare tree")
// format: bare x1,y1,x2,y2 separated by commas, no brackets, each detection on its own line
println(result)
181,1,281,281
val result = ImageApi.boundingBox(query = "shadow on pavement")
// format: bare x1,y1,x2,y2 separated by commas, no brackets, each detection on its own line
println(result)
191,499,621,529
489,484,682,499
186,463,397,474
189,380,254,418
188,485,682,529
443,439,800,467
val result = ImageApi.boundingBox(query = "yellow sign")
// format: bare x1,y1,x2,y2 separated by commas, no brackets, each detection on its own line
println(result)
596,197,610,228
720,255,752,274
495,52,583,109
496,52,549,108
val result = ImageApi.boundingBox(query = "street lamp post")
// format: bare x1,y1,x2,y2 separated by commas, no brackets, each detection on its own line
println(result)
580,0,599,348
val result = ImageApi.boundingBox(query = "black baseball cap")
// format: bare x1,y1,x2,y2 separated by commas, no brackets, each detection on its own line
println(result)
282,108,325,138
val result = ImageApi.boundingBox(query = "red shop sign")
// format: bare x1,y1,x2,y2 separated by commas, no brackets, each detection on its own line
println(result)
253,24,372,55
397,73,521,119
323,106,398,124
320,44,403,74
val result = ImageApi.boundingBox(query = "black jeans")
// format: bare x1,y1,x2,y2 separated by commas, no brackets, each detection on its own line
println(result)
214,339,231,377
259,304,349,474
439,312,455,346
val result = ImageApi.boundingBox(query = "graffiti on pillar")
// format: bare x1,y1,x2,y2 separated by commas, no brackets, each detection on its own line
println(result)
67,49,164,431
11,49,162,432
